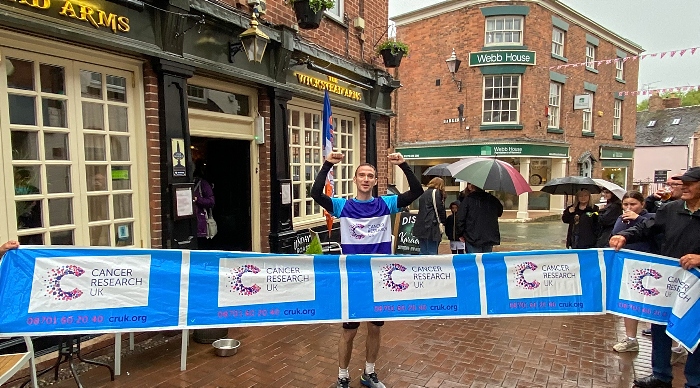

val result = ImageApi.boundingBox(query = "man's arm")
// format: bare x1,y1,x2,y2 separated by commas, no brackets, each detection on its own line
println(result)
396,162,424,208
310,161,335,213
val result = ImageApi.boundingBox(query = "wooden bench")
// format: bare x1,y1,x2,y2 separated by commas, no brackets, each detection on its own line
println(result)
0,336,38,388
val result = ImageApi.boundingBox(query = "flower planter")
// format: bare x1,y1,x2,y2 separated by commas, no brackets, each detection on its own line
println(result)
292,0,324,30
380,49,405,68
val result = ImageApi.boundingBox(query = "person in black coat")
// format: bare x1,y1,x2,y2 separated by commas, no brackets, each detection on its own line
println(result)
412,177,446,254
562,189,599,249
596,189,622,247
455,183,503,253
444,201,465,254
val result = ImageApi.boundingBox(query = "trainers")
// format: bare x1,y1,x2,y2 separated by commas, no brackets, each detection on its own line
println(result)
360,372,386,388
336,377,350,388
613,338,639,352
671,348,688,365
642,329,652,336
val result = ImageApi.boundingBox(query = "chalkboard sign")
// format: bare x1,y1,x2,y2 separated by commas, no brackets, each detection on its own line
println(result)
393,212,420,255
654,170,669,183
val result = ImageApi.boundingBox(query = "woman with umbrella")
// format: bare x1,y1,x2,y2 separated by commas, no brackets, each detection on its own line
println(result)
412,177,446,254
595,189,623,247
562,189,599,249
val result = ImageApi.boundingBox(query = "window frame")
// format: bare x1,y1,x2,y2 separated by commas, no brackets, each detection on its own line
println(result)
582,92,593,133
482,75,521,125
613,99,622,136
324,0,345,24
585,44,596,69
551,28,565,57
548,82,562,128
615,59,624,80
484,15,524,47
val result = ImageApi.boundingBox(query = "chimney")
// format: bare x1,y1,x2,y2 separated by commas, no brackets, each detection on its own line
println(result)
648,94,664,112
663,95,682,109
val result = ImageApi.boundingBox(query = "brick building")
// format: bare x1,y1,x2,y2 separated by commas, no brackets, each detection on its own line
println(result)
0,0,398,254
391,0,642,218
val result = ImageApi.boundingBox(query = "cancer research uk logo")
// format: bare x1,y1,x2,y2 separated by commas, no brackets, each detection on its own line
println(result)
619,259,692,305
218,257,316,307
28,256,151,313
505,254,583,299
630,268,662,297
371,256,457,303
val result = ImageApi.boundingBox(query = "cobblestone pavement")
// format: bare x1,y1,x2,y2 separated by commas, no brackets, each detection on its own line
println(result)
3,221,690,388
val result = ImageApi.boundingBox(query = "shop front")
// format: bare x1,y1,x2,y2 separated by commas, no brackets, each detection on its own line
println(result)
396,142,570,218
600,146,634,189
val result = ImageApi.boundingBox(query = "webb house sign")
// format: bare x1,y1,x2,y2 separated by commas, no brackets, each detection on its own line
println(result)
469,50,536,66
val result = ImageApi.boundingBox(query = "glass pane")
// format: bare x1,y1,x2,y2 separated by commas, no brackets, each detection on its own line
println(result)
7,58,34,90
80,70,102,98
42,98,67,127
86,165,108,191
114,223,133,246
108,105,128,132
293,184,300,198
16,200,42,229
292,110,300,127
305,200,312,216
9,94,36,125
18,234,43,245
106,75,127,102
44,132,69,160
84,134,106,160
111,166,131,190
110,135,130,161
312,114,320,130
49,198,72,226
46,165,71,193
89,225,110,246
40,64,65,95
82,102,104,130
114,194,133,219
293,202,300,217
88,195,109,221
313,132,320,147
51,230,73,245
14,166,41,195
11,131,39,160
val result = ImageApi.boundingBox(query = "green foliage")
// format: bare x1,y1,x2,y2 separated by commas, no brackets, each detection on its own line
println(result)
638,89,700,111
637,99,649,111
376,40,410,56
289,0,335,13
304,232,323,255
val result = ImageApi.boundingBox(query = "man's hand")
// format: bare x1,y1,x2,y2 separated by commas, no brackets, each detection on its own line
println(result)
0,240,20,258
680,253,700,270
653,189,664,200
608,235,626,251
326,152,344,165
387,152,405,165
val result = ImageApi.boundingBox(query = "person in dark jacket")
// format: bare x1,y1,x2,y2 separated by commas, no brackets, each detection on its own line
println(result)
644,177,683,213
413,177,447,254
562,189,599,249
596,189,623,247
444,201,465,254
610,167,700,388
456,183,503,253
193,160,215,248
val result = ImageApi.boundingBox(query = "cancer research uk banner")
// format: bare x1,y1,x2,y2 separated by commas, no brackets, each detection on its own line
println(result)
186,251,342,326
0,247,182,335
482,250,605,315
345,254,482,320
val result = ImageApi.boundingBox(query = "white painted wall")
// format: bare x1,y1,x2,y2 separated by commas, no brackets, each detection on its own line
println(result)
633,146,688,183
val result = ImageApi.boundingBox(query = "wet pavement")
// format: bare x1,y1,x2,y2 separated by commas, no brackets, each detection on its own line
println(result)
2,221,691,388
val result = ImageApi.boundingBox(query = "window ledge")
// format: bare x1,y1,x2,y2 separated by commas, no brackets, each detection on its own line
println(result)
547,127,564,134
324,12,348,28
612,135,623,140
582,131,595,137
480,124,524,131
616,78,626,84
551,53,568,62
585,67,599,74
481,45,528,51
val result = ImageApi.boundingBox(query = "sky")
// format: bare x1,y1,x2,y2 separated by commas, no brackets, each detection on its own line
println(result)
388,0,700,101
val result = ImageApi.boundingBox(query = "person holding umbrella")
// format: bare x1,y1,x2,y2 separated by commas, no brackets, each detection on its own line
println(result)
562,189,599,249
455,183,503,253
413,177,447,255
595,189,623,248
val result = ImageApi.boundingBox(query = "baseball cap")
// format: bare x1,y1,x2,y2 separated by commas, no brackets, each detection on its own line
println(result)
672,167,700,182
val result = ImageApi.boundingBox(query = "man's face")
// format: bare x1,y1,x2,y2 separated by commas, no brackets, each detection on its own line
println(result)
354,165,377,195
666,179,683,199
680,180,700,201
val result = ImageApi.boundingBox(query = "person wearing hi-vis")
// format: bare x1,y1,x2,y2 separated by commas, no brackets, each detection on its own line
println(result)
609,167,700,388
311,151,423,388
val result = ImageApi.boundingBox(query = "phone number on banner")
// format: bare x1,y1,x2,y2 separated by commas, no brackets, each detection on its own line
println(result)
26,314,148,326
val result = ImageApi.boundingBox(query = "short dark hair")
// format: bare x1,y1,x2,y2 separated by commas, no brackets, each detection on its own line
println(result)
354,163,377,177
623,190,645,203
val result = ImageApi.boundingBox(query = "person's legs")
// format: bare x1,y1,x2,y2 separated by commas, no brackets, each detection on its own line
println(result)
683,348,700,388
428,239,439,254
418,239,431,255
361,322,386,388
613,318,639,352
651,323,673,382
466,243,492,253
482,245,493,253
337,323,358,387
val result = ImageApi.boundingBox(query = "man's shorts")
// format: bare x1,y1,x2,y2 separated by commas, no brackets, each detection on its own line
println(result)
342,321,384,330
450,240,465,251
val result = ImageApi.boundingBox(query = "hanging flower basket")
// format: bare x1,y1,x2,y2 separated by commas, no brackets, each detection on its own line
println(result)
379,49,404,68
290,0,331,30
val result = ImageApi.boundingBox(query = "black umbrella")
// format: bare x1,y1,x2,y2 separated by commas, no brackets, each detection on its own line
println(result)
540,176,602,195
422,163,452,177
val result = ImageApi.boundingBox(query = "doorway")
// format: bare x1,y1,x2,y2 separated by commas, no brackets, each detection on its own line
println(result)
191,137,252,251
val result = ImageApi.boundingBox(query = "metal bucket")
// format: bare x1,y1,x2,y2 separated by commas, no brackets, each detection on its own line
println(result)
212,338,241,357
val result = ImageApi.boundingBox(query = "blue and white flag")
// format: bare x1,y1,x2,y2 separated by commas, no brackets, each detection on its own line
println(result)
322,90,335,235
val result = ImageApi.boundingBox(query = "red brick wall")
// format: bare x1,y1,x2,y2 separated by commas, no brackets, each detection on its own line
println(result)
143,63,162,248
395,1,639,182
258,90,272,253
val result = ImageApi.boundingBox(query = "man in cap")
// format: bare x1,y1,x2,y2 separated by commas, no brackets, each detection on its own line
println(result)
610,167,700,388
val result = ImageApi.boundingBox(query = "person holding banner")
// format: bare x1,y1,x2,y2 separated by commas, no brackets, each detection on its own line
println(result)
610,167,700,388
311,151,423,388
0,240,19,260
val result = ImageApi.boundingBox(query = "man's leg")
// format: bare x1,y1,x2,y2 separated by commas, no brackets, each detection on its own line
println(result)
482,245,493,253
651,323,673,382
337,323,359,387
684,348,700,388
361,322,386,388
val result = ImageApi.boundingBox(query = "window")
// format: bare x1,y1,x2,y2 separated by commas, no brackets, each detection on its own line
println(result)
552,28,565,56
663,136,674,143
548,82,561,128
482,75,520,123
325,0,343,22
616,58,624,80
672,118,681,125
647,120,656,127
613,100,622,136
582,92,593,132
485,16,523,46
3,52,139,247
585,44,596,69
289,105,358,224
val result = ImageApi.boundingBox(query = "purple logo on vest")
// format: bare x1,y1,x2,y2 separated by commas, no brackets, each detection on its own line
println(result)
229,265,261,296
513,262,540,290
350,224,366,240
631,268,662,296
380,263,409,292
44,265,85,301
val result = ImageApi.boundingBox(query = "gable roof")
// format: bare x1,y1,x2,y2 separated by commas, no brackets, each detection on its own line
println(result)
636,105,700,146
